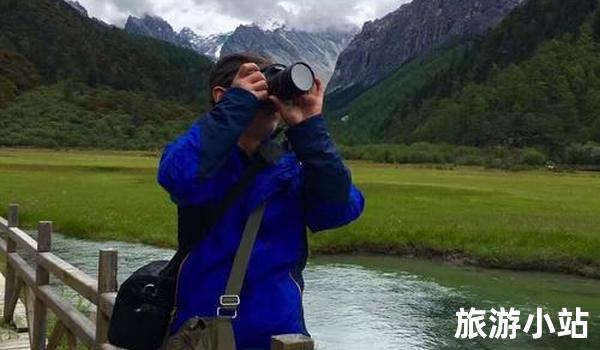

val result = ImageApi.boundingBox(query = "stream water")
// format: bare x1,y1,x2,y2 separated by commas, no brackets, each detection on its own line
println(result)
35,233,600,350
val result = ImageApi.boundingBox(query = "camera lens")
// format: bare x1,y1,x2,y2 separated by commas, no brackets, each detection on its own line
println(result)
262,62,315,101
290,63,314,92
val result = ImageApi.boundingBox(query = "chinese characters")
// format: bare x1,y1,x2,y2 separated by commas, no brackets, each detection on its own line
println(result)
455,307,589,340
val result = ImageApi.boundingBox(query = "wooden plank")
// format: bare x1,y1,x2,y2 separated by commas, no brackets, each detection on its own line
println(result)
3,235,17,324
95,250,118,349
271,334,315,350
2,206,19,327
47,321,67,350
98,293,116,319
8,205,20,228
97,250,118,294
7,253,36,287
36,285,96,348
4,277,23,326
38,253,98,303
1,206,30,350
31,222,51,350
5,228,38,254
0,271,29,333
25,287,35,349
0,206,36,253
65,328,77,350
0,332,30,350
9,251,36,346
7,255,95,346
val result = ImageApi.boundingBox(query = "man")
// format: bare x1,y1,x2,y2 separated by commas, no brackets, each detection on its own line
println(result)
158,53,365,349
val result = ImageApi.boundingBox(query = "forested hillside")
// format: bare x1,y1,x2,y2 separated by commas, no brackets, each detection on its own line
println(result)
2,0,599,164
329,0,600,163
0,0,212,149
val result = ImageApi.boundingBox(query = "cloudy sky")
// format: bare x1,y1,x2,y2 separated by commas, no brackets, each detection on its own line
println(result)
75,0,409,35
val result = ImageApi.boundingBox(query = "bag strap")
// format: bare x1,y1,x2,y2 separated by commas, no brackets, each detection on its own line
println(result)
216,202,267,350
213,137,286,350
184,158,266,256
186,140,284,255
218,142,285,311
218,202,267,315
164,141,284,277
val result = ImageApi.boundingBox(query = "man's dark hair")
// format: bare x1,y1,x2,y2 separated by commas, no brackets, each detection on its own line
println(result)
208,53,271,105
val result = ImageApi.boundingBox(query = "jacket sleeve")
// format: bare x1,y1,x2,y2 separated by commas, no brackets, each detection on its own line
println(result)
157,88,259,206
286,115,365,232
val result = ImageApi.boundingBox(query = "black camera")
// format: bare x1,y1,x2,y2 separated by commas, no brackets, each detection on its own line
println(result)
261,62,316,101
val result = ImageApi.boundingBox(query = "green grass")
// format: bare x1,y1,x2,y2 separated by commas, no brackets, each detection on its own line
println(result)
0,148,599,274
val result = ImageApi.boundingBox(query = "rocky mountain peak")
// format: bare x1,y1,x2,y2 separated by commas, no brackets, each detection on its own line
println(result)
123,15,356,84
125,15,181,45
221,25,356,85
328,0,523,94
65,0,88,17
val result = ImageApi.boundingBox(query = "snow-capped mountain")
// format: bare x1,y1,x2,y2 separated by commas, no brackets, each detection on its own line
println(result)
124,15,356,84
220,24,356,85
178,28,230,59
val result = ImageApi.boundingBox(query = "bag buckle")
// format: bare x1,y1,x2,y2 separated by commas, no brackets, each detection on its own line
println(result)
219,295,240,306
217,295,240,319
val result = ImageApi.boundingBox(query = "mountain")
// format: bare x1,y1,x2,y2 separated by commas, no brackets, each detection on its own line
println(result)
125,15,230,59
0,0,212,104
0,0,213,149
328,0,599,157
124,15,356,84
220,25,356,84
124,15,184,48
327,0,523,99
65,0,87,17
178,28,230,59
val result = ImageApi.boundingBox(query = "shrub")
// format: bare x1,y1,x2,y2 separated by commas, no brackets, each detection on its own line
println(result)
564,142,600,165
456,155,486,166
520,148,547,166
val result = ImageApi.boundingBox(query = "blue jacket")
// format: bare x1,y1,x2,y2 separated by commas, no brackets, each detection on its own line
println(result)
158,87,365,349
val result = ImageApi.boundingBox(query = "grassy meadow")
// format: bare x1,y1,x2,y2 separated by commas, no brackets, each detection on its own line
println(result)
0,148,599,276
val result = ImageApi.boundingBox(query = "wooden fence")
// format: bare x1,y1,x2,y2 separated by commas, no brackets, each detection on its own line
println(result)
0,203,314,350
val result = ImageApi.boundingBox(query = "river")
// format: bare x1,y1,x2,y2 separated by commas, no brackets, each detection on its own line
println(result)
36,233,600,350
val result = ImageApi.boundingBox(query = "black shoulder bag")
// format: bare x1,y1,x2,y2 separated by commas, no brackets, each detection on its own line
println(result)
108,143,283,350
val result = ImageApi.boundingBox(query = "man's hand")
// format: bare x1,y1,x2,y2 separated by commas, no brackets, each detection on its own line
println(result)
231,63,269,101
269,78,324,126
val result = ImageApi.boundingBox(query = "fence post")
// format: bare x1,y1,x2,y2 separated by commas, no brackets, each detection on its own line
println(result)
3,204,19,324
31,221,52,350
95,249,118,349
271,334,315,350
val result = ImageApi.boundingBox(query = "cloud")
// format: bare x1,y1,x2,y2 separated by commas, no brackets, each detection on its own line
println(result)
76,0,409,35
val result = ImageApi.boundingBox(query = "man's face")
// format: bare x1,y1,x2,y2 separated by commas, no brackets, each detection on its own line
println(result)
243,107,281,143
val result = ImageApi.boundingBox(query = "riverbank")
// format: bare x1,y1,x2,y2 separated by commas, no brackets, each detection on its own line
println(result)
0,148,599,278
312,247,600,279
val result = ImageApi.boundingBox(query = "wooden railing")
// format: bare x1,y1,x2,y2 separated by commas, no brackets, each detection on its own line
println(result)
0,204,118,350
0,203,314,350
